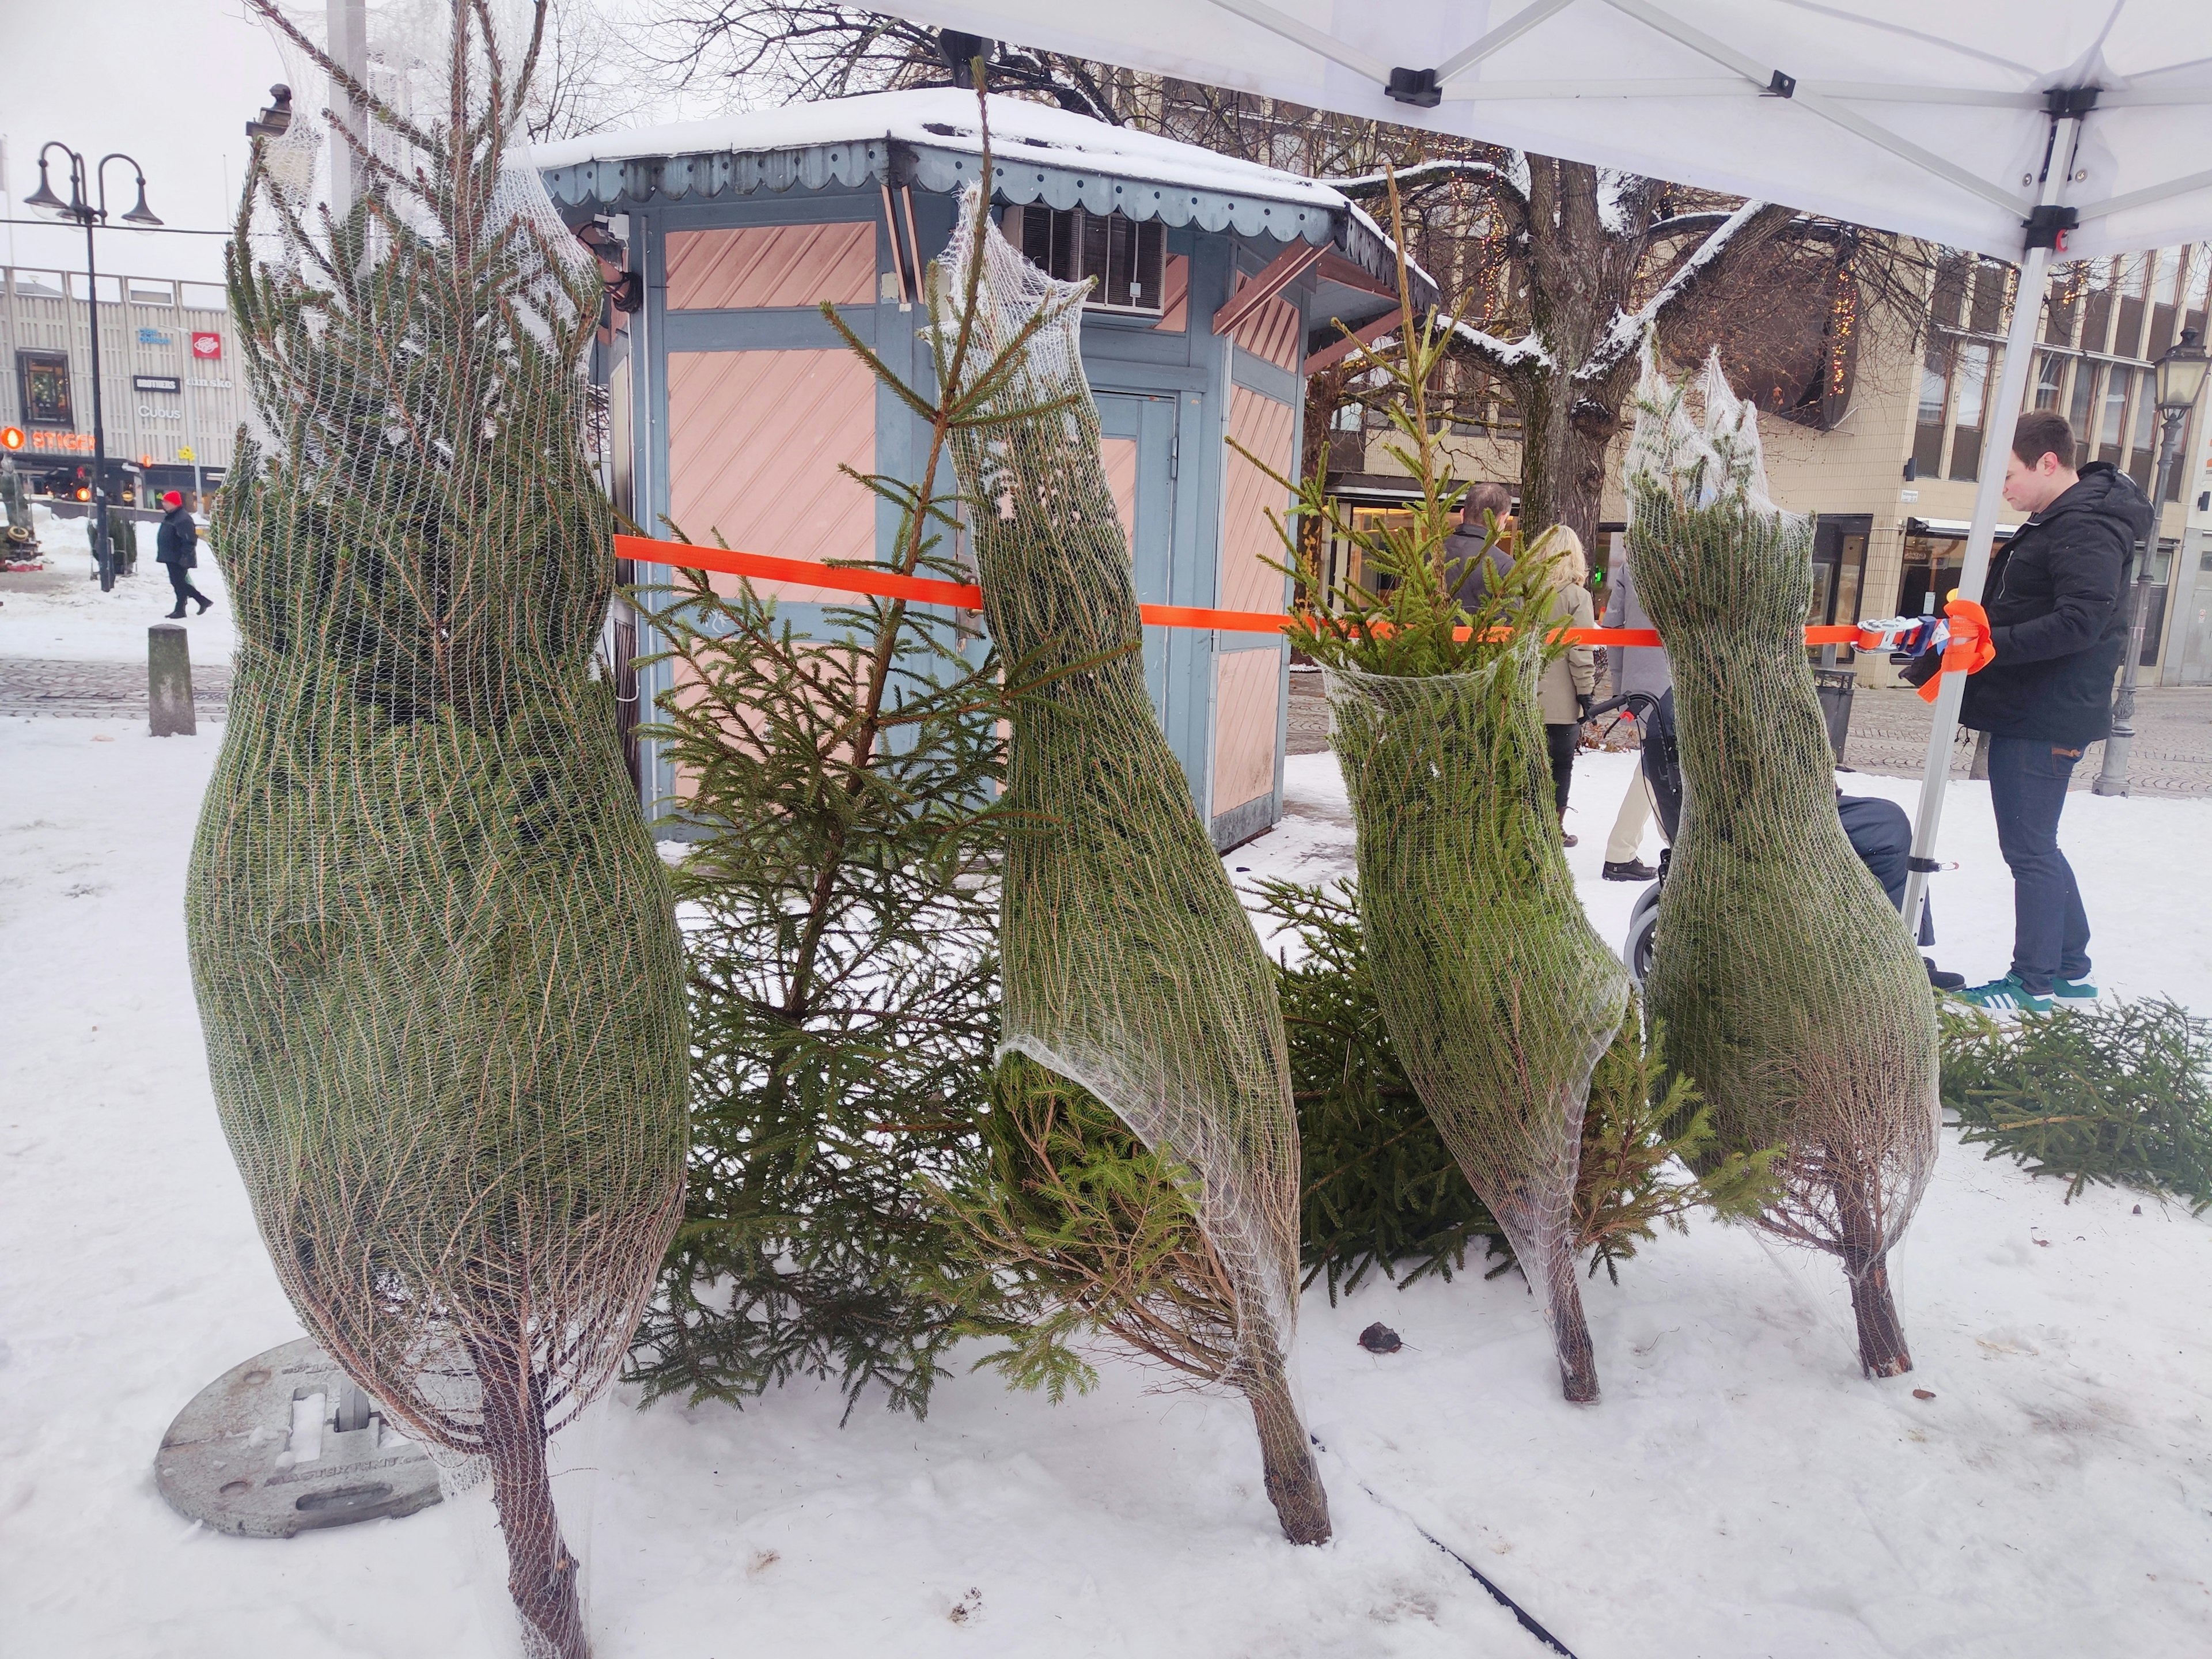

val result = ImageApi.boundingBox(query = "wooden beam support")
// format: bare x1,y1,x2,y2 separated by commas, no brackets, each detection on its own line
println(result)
1211,240,1325,338
1302,311,1400,375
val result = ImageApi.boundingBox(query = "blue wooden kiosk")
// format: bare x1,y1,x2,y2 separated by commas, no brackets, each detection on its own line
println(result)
540,90,1421,846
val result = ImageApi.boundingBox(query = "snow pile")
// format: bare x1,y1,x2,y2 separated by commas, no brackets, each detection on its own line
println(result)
2,727,2209,1657
0,514,234,665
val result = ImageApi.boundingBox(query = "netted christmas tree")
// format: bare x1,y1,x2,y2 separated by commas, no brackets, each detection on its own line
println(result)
1278,211,1630,1403
928,186,1329,1544
1625,348,1940,1377
187,7,686,1655
1259,879,1777,1298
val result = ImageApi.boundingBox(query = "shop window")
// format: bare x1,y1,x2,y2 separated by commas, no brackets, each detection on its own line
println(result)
2184,257,2210,352
1912,344,1948,478
1947,343,1990,482
2126,378,2160,491
1968,259,2008,334
2146,250,2186,358
2113,252,2150,358
2067,359,2100,438
2032,350,2066,411
1002,205,1165,315
2043,264,2083,346
2079,260,2115,353
1929,254,1968,329
1898,532,1966,620
2095,365,2133,464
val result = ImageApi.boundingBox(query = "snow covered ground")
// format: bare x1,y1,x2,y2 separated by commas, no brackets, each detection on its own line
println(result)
0,509,236,665
3,721,2209,1658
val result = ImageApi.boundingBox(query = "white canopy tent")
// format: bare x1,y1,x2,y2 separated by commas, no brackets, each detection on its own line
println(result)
871,0,2212,919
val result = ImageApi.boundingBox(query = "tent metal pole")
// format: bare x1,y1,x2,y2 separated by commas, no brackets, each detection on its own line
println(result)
1197,0,1391,82
1435,0,1577,88
1899,113,2081,929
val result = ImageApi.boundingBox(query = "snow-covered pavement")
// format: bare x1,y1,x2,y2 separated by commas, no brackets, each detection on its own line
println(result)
2,718,2209,1658
0,510,236,665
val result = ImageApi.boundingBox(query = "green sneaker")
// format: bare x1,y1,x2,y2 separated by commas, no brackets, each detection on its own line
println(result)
2053,978,2098,1001
1956,974,2052,1014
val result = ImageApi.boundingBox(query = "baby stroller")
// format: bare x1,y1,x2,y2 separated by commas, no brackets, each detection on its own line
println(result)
1584,689,1933,984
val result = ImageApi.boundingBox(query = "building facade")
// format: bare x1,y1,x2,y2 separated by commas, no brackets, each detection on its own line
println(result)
1338,242,2212,688
1,265,247,502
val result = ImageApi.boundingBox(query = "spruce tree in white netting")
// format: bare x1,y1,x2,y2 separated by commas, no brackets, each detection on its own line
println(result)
1624,349,1939,1377
188,7,687,1654
928,188,1329,1544
1279,230,1628,1402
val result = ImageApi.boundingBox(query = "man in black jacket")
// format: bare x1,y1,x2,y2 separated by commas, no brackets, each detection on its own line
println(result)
1956,411,2152,1012
154,491,212,619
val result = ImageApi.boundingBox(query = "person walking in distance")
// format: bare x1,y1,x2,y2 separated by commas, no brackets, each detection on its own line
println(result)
1599,539,1667,882
1523,524,1597,846
1955,411,2150,1013
156,491,212,619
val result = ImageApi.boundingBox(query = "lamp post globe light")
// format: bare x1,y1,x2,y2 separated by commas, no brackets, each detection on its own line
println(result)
2093,327,2210,797
25,142,162,594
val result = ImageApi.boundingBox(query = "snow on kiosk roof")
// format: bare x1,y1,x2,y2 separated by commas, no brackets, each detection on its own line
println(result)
536,88,1415,290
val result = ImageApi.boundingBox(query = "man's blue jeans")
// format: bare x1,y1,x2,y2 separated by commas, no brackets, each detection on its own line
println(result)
1985,734,2090,994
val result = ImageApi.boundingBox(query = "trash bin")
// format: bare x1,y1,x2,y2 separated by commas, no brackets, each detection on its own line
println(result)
1814,667,1855,763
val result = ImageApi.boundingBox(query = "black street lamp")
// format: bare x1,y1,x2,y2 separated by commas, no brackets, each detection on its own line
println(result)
2093,327,2211,797
24,142,162,594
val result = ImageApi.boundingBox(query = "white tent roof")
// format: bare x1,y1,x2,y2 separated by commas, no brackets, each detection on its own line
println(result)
870,1,2212,262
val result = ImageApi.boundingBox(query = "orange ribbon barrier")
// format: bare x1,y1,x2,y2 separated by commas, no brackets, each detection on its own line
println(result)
616,535,1863,647
1915,598,1997,704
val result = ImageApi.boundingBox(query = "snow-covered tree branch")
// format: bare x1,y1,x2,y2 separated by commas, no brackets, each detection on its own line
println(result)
1575,199,1797,386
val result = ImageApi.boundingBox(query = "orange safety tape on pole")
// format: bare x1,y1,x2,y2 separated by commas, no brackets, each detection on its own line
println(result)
617,536,1865,649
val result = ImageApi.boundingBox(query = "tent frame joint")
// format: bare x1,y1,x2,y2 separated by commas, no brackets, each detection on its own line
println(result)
2025,203,2078,251
2044,85,2101,120
1764,69,1796,100
1385,67,1442,109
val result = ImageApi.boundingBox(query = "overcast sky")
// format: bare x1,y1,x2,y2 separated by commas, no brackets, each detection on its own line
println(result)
3,3,294,285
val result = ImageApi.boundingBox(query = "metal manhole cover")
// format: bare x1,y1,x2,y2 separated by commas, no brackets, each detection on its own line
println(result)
156,1338,442,1537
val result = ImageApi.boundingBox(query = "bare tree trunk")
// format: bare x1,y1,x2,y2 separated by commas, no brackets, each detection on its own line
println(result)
1543,1243,1601,1403
1245,1359,1332,1546
469,1332,590,1659
1834,1172,1913,1377
1846,1254,1913,1378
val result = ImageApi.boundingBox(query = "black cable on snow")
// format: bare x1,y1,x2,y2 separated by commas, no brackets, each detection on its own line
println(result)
1310,1433,1581,1659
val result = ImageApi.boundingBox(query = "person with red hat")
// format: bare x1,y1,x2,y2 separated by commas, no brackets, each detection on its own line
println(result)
155,490,212,619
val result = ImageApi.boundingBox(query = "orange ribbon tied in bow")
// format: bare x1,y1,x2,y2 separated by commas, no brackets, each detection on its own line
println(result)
1916,598,1997,703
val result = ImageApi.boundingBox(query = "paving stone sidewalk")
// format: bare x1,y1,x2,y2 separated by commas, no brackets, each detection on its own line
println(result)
1289,668,2212,798
0,657,232,720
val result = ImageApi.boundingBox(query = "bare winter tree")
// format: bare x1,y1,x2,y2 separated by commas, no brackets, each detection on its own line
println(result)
527,0,656,142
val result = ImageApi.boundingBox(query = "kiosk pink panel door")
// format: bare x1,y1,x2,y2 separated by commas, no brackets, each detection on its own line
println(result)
1213,384,1296,817
665,348,876,603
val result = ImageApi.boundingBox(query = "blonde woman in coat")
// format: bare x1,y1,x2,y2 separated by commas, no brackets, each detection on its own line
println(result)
1524,524,1598,844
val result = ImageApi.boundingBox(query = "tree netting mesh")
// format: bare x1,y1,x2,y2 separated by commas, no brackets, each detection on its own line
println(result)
1323,635,1631,1402
928,192,1328,1543
186,7,687,1655
1624,349,1940,1378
